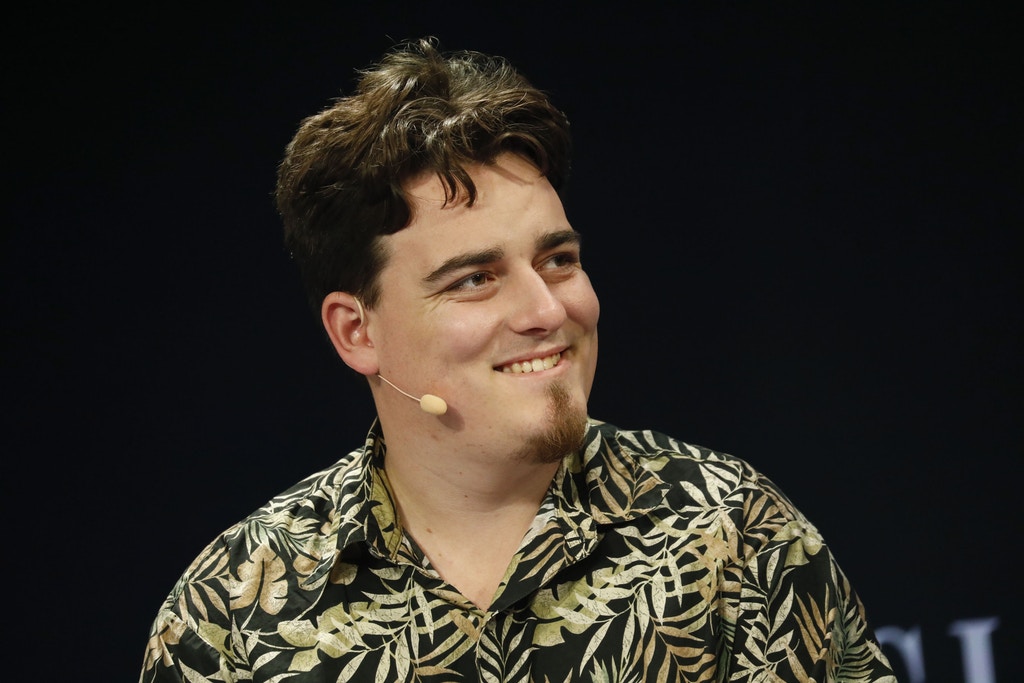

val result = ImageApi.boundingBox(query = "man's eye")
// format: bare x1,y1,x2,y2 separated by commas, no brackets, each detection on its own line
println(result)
450,272,493,291
541,252,581,270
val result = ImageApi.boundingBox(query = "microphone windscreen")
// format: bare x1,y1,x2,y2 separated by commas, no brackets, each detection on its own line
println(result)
419,394,448,416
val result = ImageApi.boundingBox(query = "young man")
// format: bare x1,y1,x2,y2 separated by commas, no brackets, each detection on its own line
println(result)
140,38,896,682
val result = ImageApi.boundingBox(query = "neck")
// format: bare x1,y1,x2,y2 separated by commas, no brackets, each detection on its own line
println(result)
381,436,561,609
384,441,561,519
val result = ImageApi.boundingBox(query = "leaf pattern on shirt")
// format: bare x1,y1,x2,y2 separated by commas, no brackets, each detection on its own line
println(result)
140,420,896,682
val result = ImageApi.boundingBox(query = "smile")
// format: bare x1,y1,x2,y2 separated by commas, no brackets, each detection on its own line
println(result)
498,352,562,374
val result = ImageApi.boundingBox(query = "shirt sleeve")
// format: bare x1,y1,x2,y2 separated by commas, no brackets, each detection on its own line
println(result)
139,606,238,683
139,531,243,683
725,517,897,682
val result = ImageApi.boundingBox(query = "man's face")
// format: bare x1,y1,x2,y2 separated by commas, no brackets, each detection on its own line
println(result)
368,153,599,461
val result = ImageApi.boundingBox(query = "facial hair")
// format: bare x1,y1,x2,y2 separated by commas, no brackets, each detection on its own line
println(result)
518,381,588,465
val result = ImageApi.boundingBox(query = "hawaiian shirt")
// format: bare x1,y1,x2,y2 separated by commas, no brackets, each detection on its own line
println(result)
140,419,896,682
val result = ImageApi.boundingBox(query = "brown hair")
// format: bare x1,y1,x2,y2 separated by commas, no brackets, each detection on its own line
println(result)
274,37,572,313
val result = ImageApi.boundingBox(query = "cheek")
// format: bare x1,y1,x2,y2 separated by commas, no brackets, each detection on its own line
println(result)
565,278,600,395
566,278,601,330
439,311,501,359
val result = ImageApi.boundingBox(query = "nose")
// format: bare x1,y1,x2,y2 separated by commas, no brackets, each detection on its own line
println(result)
507,268,567,335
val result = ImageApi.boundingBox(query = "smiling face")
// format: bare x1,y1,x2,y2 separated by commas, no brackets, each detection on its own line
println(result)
365,153,600,462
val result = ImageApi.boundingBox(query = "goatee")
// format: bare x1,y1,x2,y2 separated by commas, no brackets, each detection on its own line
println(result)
519,381,587,464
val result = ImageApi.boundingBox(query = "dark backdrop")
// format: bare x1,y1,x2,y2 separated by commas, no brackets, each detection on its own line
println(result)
4,3,1019,682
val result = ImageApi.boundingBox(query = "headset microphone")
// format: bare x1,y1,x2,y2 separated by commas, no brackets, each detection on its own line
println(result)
377,374,448,415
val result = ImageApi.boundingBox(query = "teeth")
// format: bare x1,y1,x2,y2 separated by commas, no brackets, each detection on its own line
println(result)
501,352,561,374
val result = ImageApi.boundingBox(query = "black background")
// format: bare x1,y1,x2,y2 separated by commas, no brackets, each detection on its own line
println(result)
4,3,1020,681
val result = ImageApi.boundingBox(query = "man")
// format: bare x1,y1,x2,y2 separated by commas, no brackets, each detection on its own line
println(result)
140,37,895,682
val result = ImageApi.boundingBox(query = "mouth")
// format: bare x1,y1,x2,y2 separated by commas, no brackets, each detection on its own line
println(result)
497,352,562,374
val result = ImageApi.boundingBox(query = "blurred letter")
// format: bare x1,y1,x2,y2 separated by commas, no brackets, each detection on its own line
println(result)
875,625,925,683
948,617,999,683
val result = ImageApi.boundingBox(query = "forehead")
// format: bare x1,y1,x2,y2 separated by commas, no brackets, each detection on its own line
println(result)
383,155,571,274
402,153,551,214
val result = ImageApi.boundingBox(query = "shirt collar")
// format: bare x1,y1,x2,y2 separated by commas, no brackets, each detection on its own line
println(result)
332,418,672,560
554,418,672,525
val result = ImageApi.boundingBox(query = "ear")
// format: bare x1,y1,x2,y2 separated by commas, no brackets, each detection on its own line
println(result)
321,291,378,375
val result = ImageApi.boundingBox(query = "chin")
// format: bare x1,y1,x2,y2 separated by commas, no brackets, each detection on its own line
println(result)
515,381,588,464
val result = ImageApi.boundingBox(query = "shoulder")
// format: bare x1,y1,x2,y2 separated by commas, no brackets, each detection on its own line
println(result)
145,444,372,660
586,426,896,677
170,444,371,595
589,419,808,539
591,419,771,495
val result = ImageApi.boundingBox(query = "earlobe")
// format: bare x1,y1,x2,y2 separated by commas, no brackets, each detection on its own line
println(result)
321,292,377,375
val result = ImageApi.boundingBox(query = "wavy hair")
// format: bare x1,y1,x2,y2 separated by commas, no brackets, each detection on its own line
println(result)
275,37,572,312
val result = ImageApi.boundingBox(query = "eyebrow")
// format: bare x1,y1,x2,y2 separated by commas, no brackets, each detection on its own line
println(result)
422,247,505,285
538,229,581,252
422,229,582,285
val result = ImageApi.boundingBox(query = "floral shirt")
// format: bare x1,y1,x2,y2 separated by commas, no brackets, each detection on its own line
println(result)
140,419,895,682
